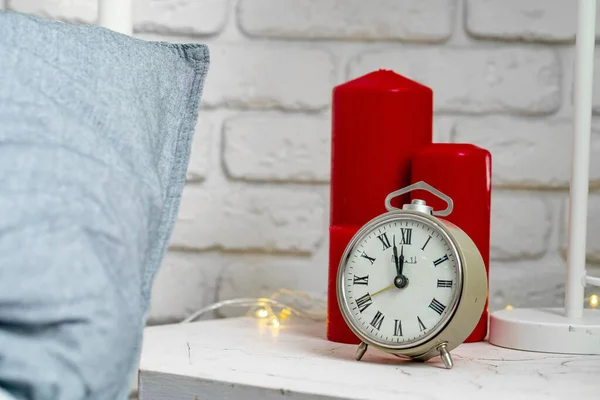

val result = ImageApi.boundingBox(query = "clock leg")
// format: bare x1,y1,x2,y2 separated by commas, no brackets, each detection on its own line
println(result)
437,343,453,369
355,342,368,361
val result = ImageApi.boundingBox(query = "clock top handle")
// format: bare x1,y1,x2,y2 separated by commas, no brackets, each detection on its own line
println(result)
384,181,454,217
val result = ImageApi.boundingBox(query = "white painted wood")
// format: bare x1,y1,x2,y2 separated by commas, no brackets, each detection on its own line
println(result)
138,317,600,400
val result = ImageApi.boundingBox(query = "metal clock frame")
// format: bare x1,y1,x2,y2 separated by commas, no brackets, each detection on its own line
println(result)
337,210,464,350
335,182,488,369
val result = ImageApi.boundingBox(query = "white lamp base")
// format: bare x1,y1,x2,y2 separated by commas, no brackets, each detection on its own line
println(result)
489,308,600,355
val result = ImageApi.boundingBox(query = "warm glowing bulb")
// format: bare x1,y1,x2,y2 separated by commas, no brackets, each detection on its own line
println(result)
590,295,599,307
279,308,291,320
256,309,269,318
505,305,514,310
271,318,280,329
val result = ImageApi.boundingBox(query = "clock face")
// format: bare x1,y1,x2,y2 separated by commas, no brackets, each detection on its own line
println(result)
340,214,461,348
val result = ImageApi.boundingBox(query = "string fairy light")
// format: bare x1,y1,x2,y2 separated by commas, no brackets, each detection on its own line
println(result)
181,289,327,328
182,288,599,329
256,308,269,318
502,296,600,311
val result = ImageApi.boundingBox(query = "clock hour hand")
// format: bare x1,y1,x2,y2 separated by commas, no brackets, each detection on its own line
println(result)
398,245,405,275
392,235,400,274
393,245,408,289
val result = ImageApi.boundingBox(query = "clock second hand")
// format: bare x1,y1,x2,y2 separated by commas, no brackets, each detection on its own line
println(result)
370,284,395,297
371,273,409,298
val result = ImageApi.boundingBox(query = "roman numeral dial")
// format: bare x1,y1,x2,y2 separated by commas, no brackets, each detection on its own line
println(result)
399,228,412,245
355,293,372,313
417,316,427,331
360,251,376,265
377,233,391,250
342,218,458,347
394,319,403,336
437,279,452,288
370,311,384,330
429,298,446,315
433,254,449,266
421,235,432,250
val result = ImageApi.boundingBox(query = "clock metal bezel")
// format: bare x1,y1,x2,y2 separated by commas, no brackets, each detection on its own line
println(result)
336,210,464,351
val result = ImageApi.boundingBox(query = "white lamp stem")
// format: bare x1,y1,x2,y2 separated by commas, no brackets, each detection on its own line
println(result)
489,0,600,356
98,0,132,35
566,0,596,318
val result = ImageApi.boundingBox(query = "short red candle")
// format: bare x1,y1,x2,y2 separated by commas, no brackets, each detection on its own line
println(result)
410,143,491,342
327,70,433,344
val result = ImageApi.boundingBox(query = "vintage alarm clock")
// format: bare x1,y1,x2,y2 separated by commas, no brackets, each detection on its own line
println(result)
336,181,487,369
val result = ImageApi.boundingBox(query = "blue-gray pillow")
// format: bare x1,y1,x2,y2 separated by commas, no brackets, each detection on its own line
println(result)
0,10,209,400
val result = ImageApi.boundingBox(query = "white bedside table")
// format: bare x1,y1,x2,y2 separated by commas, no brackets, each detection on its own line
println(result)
138,317,600,400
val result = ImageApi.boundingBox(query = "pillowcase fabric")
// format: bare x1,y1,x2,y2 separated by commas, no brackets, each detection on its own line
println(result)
0,10,209,400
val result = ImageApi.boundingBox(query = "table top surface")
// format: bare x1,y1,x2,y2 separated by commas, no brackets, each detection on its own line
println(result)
139,317,600,400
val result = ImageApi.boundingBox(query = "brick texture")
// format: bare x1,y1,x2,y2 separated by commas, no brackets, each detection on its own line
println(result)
561,194,600,264
590,53,600,114
8,0,96,23
186,116,214,182
490,193,551,260
147,251,223,325
587,195,600,263
453,118,600,189
170,185,326,253
202,45,334,111
465,0,589,42
8,0,228,35
348,47,561,114
217,253,328,315
489,256,565,309
133,0,227,36
237,0,454,42
433,117,455,143
223,114,330,183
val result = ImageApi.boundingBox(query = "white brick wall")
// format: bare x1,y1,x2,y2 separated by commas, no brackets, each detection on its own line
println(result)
11,0,600,323
202,44,335,110
223,114,331,182
454,117,600,188
237,0,455,42
465,0,600,43
349,47,562,114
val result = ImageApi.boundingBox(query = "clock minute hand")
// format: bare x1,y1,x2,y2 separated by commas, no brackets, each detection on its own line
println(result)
398,245,405,275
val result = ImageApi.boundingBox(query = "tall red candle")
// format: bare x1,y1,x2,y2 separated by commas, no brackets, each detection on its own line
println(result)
327,70,433,344
410,143,491,342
